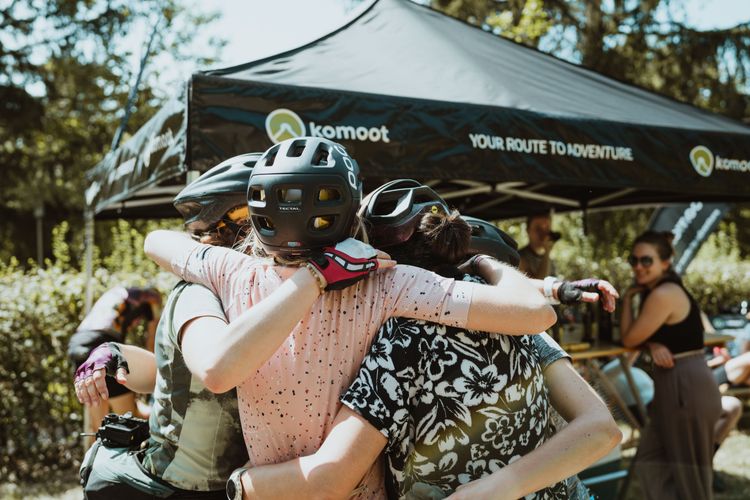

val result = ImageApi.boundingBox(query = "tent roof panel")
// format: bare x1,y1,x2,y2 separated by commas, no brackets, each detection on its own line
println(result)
206,0,750,135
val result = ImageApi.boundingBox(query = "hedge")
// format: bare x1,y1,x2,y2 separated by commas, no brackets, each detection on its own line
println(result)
0,222,176,482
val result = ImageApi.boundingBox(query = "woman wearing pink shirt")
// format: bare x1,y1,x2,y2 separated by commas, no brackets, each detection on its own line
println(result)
146,138,618,499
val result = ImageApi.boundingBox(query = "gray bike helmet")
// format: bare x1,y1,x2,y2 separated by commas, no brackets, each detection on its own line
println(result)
359,179,450,249
173,152,260,232
247,137,363,257
463,216,521,267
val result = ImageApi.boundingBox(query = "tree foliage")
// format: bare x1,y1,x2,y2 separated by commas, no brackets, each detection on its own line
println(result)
0,220,178,483
0,0,222,261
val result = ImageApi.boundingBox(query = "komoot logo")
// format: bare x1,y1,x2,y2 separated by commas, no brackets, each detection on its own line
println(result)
689,146,714,177
265,108,391,144
266,109,307,143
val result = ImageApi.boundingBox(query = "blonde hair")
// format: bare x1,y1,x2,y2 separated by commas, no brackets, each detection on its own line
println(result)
242,214,370,265
197,218,254,251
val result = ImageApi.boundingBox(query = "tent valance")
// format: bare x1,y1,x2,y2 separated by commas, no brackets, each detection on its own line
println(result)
86,0,750,220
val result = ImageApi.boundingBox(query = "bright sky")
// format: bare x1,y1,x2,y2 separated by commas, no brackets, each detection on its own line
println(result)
131,0,750,94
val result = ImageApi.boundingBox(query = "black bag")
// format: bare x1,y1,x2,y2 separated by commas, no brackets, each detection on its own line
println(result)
97,413,149,449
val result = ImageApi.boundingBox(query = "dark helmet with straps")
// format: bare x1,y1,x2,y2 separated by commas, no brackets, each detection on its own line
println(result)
173,152,260,233
359,179,450,249
247,137,362,257
463,216,520,267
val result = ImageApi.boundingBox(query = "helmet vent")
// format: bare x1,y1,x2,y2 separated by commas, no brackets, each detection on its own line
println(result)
264,145,280,166
372,198,399,216
278,188,303,204
310,215,336,231
255,216,275,232
249,186,266,206
317,187,341,202
312,144,330,166
288,140,307,158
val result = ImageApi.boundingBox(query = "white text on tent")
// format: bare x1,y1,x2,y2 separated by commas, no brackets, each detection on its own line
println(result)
309,122,391,143
468,133,634,161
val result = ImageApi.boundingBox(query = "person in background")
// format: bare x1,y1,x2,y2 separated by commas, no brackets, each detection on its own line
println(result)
68,285,161,445
73,153,258,499
519,213,558,280
620,230,722,500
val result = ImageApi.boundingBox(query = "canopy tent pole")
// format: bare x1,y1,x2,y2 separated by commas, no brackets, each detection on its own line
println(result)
83,209,95,314
34,204,44,266
110,15,162,151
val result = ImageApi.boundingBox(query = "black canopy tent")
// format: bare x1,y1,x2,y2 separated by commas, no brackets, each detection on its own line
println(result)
86,0,750,221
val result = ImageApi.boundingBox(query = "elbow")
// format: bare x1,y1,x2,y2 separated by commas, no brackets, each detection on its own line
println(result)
198,364,235,394
589,413,622,452
309,472,354,500
301,458,359,500
143,231,158,258
531,303,557,332
621,335,639,349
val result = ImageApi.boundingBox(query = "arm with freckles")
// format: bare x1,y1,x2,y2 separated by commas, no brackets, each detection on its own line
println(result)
388,260,557,335
145,231,395,393
462,258,557,334
173,269,324,393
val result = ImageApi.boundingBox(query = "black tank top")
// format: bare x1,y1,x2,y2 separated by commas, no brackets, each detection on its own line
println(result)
643,279,704,354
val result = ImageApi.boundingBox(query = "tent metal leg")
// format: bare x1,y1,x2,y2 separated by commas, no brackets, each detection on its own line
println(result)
82,209,95,454
83,210,95,315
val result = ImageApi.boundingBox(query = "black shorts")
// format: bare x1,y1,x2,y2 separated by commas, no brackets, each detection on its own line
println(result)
69,330,132,398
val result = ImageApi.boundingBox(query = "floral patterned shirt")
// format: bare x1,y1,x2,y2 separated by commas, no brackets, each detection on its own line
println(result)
341,278,568,499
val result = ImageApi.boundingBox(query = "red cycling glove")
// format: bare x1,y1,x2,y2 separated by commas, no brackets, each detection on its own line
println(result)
308,238,380,291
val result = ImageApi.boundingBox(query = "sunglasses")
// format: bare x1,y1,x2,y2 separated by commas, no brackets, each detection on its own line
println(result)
628,255,654,268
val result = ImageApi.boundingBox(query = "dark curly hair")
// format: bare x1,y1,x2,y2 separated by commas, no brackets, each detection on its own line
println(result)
387,209,471,278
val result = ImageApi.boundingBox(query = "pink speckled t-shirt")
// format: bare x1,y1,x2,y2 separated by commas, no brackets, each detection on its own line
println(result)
171,244,472,498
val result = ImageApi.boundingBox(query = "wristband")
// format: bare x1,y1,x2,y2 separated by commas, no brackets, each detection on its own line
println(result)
304,263,326,291
467,254,484,275
543,276,560,305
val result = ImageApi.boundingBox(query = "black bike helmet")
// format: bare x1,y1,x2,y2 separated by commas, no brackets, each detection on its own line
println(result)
248,137,362,257
463,216,521,267
359,179,450,249
173,152,260,232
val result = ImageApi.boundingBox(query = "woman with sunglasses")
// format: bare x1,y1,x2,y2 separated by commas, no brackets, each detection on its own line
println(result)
620,230,722,500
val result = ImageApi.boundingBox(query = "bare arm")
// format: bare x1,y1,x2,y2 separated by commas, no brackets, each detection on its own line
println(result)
179,268,322,393
116,344,157,394
449,359,621,499
620,285,676,348
240,406,387,500
464,257,556,334
144,230,189,271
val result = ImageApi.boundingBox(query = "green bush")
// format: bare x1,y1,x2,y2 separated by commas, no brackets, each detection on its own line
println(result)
0,221,177,481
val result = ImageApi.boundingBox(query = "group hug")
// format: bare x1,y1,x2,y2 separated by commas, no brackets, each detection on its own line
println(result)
73,136,714,499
